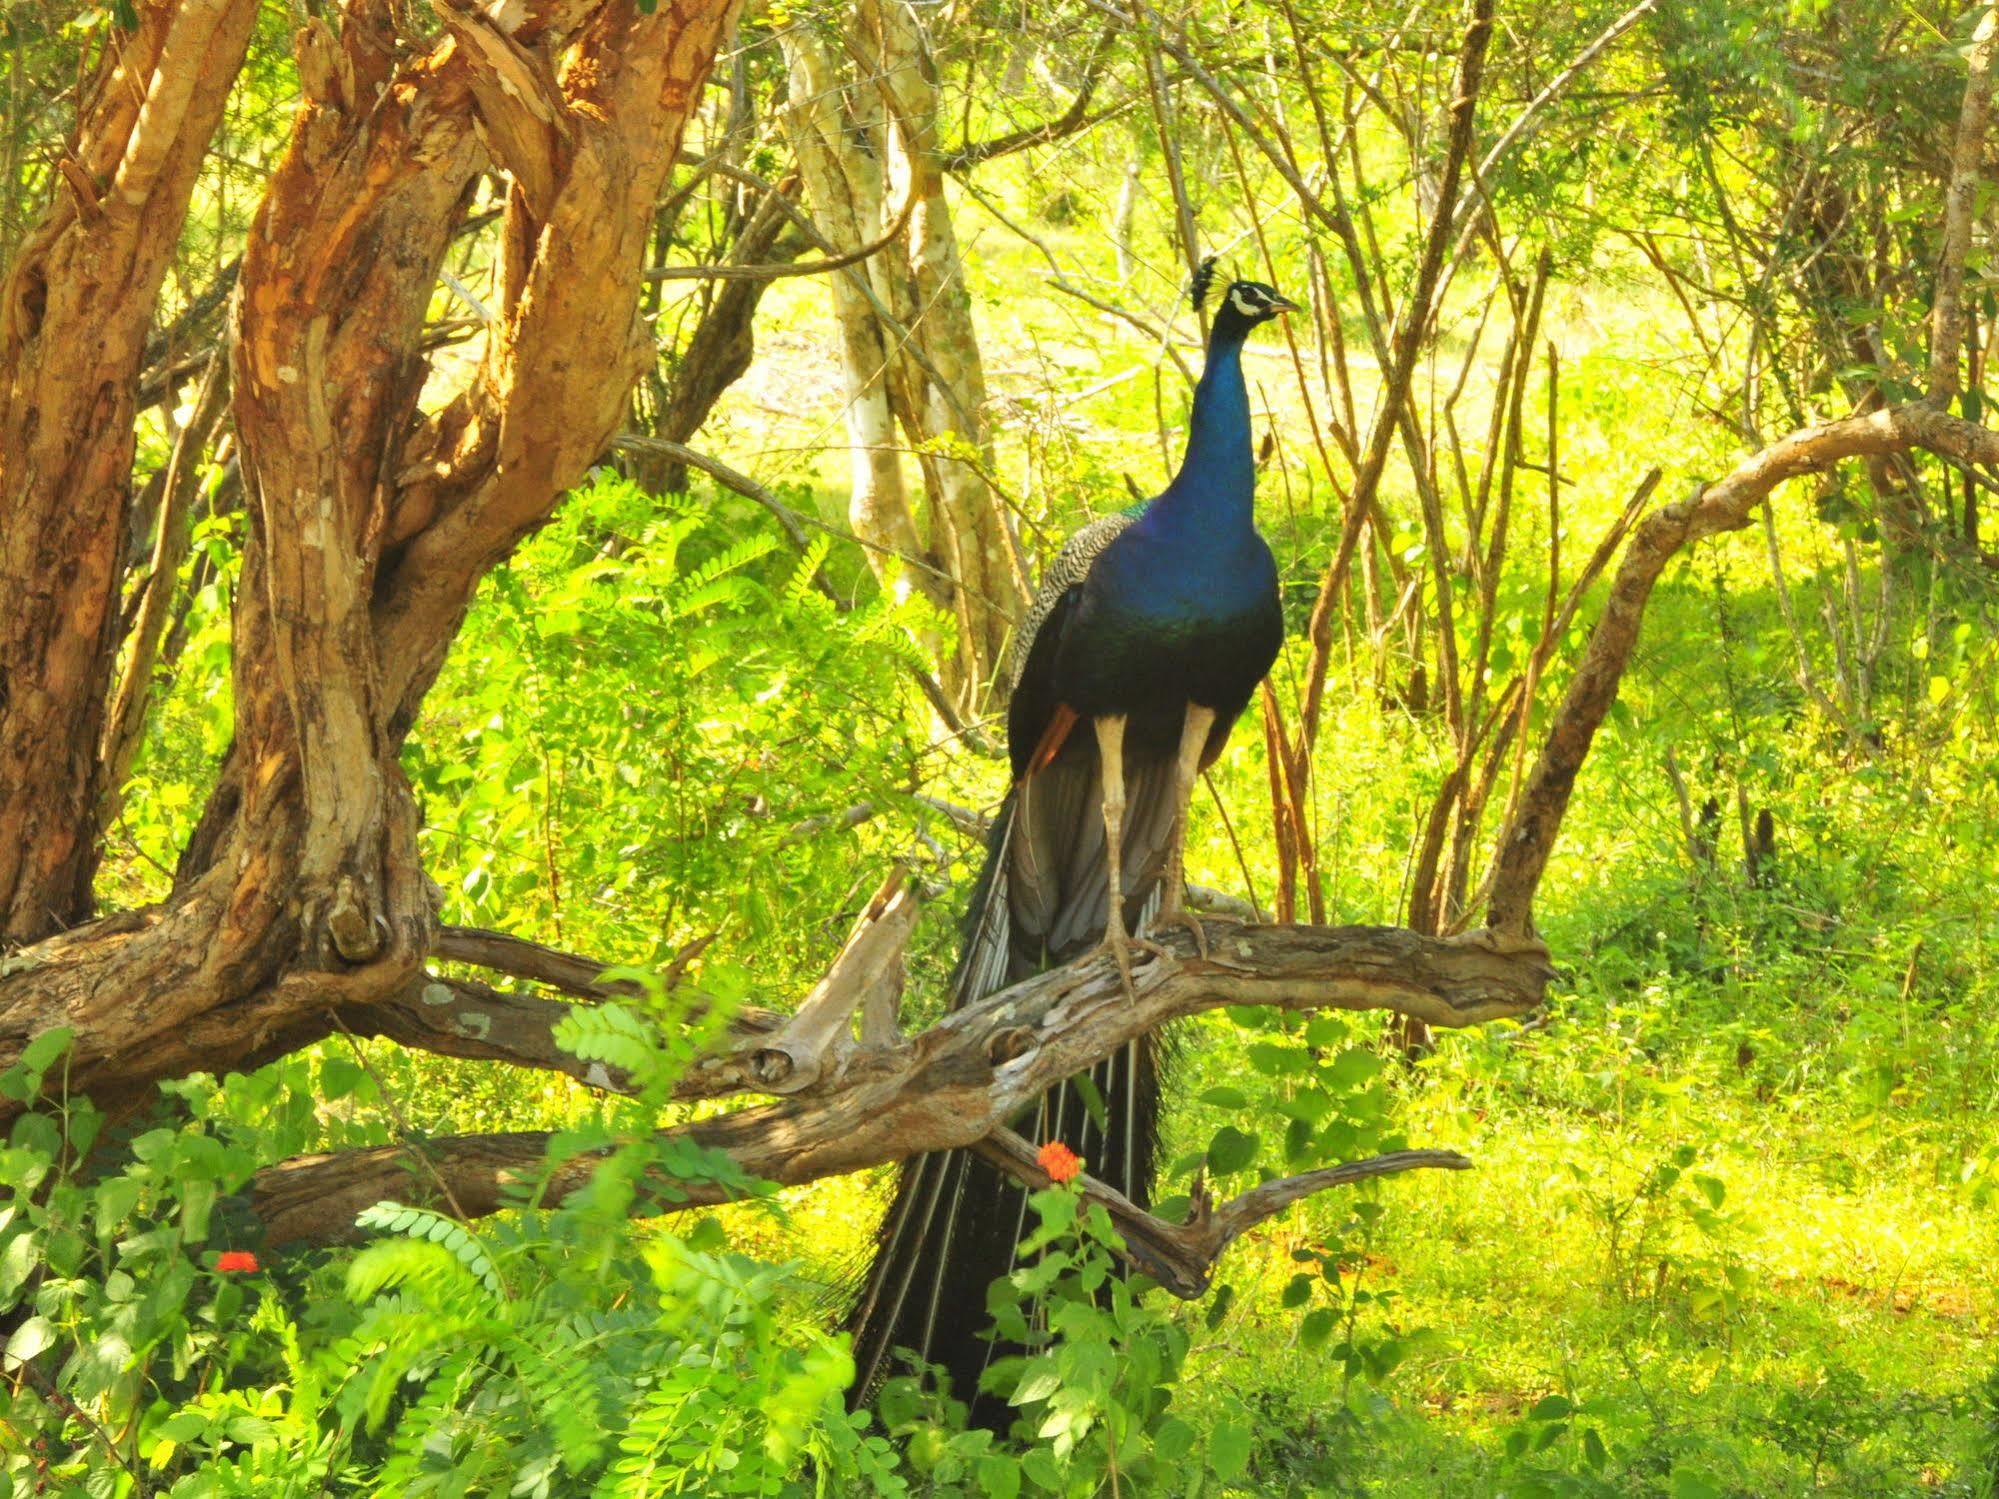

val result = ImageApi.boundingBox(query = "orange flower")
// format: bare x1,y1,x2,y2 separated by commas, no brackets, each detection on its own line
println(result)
215,1251,260,1273
1037,1140,1083,1185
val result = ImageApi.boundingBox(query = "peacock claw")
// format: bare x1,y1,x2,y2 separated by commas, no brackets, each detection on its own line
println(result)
1097,927,1174,1000
1153,907,1210,959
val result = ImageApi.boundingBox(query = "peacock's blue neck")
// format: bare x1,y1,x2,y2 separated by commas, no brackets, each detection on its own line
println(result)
1146,326,1256,540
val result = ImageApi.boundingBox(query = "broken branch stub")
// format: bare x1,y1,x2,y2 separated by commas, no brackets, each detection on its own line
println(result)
248,920,1551,1244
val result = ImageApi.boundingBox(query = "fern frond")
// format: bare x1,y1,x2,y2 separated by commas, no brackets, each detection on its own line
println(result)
354,1201,505,1300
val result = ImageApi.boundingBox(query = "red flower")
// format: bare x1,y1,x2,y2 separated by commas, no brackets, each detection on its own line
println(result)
215,1251,260,1273
1037,1140,1083,1185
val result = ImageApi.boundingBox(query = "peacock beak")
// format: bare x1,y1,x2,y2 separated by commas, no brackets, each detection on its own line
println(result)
1267,295,1300,317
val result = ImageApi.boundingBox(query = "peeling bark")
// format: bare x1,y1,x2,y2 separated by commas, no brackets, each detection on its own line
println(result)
779,23,930,596
0,0,747,1107
0,0,260,943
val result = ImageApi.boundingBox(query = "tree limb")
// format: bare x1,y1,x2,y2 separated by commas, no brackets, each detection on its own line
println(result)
1487,402,1999,932
248,921,1551,1244
971,1127,1469,1297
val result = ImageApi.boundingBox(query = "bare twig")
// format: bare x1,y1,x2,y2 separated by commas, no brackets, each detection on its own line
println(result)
1299,0,1497,752
972,1128,1470,1297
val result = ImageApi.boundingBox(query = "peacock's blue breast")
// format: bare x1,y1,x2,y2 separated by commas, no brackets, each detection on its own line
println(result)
1055,520,1281,725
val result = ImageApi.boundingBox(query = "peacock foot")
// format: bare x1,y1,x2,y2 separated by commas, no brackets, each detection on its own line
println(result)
1095,926,1175,1000
1151,906,1210,960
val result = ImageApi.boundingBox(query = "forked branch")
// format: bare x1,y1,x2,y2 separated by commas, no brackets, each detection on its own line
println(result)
973,1127,1470,1297
249,921,1552,1244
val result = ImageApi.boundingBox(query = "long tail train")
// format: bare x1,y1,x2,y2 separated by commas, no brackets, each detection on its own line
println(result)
847,756,1177,1428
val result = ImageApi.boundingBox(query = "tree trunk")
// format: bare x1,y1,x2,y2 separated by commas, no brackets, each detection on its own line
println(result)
779,22,933,602
0,0,260,944
0,0,745,1109
780,6,1026,703
863,0,1025,692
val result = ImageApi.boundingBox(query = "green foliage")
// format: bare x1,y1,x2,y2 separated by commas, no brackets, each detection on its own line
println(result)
866,1177,1270,1497
36,2,1999,1491
0,984,879,1496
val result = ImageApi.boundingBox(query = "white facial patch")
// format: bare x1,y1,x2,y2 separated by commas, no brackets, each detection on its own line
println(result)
1229,287,1264,317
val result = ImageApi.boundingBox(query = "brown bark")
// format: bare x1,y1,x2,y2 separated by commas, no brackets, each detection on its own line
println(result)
864,0,1025,689
248,919,1553,1245
0,0,260,944
1486,404,1999,934
0,0,746,1108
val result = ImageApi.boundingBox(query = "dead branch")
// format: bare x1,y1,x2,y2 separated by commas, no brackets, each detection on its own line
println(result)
1487,402,1999,933
435,927,630,998
972,1128,1470,1297
248,920,1551,1244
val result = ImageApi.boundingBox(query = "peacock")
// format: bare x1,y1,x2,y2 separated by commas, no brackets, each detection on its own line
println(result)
848,263,1293,1427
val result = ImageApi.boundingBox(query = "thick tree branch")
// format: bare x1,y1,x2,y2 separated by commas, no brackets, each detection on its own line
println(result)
1487,403,1999,932
248,921,1551,1243
0,0,261,943
0,0,749,1108
374,0,749,729
434,924,715,1000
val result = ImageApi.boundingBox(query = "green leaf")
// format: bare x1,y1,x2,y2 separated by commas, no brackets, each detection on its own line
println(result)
0,1231,38,1304
1205,1126,1258,1175
1069,1071,1109,1134
320,1055,366,1100
977,1454,1022,1499
179,1177,217,1241
1012,1366,1061,1406
1208,1419,1252,1480
1582,1426,1609,1472
1204,1282,1235,1330
4,1314,55,1366
1299,1307,1336,1350
19,1028,72,1078
94,1176,143,1232
1020,1448,1064,1491
1155,1416,1198,1463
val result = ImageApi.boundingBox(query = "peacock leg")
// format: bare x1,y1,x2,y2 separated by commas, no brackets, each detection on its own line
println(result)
1154,703,1217,958
1093,713,1169,996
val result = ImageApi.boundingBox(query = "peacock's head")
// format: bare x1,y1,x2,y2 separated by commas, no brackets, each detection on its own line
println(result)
1191,257,1298,338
